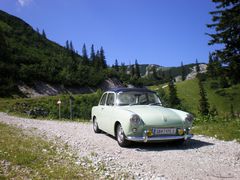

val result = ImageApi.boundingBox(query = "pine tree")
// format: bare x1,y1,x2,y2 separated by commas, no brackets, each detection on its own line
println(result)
36,28,40,34
212,54,222,76
99,47,107,69
0,28,17,96
207,53,215,78
69,41,74,52
181,61,186,81
219,75,229,88
114,59,119,72
207,0,240,84
152,66,158,80
130,64,135,78
168,79,181,108
90,44,95,64
134,59,141,79
120,62,127,74
82,43,89,65
196,59,200,74
198,79,209,116
94,50,100,68
42,29,46,38
66,40,69,50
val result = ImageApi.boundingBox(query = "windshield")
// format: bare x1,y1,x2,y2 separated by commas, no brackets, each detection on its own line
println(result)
116,91,161,106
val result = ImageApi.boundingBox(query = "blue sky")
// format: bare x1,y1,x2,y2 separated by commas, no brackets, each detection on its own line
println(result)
0,0,219,67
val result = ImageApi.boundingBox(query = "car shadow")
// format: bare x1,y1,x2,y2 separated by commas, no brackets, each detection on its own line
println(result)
129,139,214,152
104,133,214,151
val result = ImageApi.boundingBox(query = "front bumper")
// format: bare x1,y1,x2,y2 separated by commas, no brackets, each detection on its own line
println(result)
126,134,193,142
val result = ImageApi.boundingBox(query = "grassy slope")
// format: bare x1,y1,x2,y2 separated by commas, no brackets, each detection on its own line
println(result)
177,79,240,115
151,79,240,116
0,123,98,179
150,79,240,142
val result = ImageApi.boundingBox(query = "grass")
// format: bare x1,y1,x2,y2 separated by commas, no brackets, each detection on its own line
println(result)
150,79,240,116
193,119,240,142
0,122,98,179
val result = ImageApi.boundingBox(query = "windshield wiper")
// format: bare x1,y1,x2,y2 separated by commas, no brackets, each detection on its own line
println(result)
148,102,161,106
129,103,138,106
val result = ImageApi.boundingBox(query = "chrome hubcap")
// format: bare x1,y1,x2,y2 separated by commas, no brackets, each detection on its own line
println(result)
93,120,97,130
117,126,124,143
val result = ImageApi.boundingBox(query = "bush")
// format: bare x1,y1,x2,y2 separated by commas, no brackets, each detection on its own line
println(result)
10,91,103,120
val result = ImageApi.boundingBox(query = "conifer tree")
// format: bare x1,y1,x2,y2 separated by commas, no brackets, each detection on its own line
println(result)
152,66,158,80
69,41,74,52
120,62,126,74
134,59,141,79
42,29,46,38
198,79,209,116
130,64,135,78
94,50,100,68
0,29,16,95
114,59,119,72
90,44,95,63
207,53,214,78
181,61,186,81
219,75,229,88
36,28,40,34
196,59,200,74
99,47,107,69
207,0,240,84
66,40,69,50
168,79,181,108
82,43,89,65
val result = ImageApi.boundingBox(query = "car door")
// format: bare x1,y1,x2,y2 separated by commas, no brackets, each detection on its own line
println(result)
96,92,108,130
100,93,116,135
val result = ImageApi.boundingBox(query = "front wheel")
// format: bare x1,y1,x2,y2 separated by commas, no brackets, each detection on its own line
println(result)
93,118,101,133
116,124,130,147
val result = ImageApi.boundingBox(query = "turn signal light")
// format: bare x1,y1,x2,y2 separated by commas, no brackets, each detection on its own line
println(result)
178,129,184,135
147,129,153,136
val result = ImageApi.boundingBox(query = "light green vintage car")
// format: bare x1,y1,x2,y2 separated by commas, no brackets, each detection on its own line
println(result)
91,88,194,147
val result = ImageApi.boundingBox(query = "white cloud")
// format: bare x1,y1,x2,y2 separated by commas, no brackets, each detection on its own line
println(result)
17,0,32,7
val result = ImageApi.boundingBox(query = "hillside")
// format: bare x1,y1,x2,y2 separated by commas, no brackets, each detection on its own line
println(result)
0,10,106,96
151,79,240,116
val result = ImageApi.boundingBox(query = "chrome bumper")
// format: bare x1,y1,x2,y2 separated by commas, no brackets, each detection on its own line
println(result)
126,134,193,142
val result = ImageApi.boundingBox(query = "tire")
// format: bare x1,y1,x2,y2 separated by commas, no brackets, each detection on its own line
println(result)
116,124,130,147
93,118,101,133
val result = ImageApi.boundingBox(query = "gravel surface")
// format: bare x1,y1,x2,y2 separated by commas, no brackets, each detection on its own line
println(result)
0,112,240,179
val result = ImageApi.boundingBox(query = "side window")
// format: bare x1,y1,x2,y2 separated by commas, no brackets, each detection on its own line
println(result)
99,93,107,105
106,93,115,106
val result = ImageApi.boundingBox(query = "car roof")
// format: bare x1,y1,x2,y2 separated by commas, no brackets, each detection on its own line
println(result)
107,87,155,93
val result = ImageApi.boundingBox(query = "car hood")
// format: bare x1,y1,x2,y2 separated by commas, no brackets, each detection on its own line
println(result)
121,105,184,127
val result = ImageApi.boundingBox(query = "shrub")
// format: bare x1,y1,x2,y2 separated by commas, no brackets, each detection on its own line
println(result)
10,91,103,120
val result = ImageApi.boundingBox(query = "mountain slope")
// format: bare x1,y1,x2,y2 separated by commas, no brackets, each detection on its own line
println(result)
152,79,240,116
0,10,105,96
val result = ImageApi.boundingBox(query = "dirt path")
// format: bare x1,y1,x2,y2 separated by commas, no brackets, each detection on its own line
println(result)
0,112,240,179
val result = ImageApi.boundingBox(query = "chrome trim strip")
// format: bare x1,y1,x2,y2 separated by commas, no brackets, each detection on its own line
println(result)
126,134,193,142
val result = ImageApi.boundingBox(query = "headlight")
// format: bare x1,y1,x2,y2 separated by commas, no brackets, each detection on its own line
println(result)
185,114,194,123
130,114,142,126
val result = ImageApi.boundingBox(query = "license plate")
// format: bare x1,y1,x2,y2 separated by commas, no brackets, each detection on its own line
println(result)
153,128,176,135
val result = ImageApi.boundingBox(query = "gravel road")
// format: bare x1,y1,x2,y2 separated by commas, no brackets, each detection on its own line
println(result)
0,112,240,179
